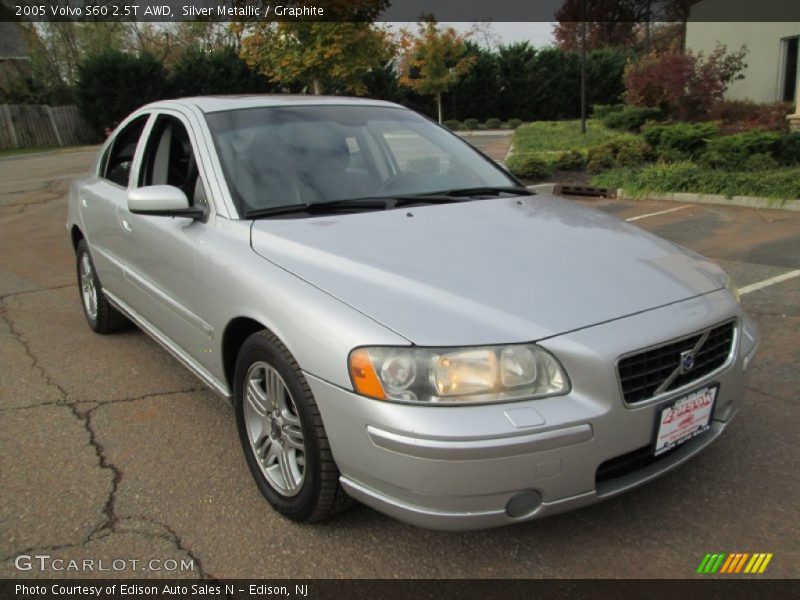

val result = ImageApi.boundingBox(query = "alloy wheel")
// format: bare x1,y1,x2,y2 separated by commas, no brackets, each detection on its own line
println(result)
243,361,306,496
79,252,98,321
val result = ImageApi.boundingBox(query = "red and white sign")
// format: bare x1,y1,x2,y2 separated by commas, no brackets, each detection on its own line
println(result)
654,386,717,456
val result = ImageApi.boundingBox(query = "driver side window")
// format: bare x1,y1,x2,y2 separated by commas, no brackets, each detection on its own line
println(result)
139,115,205,206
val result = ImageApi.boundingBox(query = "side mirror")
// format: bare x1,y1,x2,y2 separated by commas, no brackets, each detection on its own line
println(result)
127,185,205,219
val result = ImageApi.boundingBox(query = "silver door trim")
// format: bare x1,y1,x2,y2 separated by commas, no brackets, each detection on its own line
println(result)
104,289,231,400
92,245,214,338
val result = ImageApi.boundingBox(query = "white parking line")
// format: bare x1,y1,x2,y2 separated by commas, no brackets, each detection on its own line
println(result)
625,205,691,222
739,269,800,296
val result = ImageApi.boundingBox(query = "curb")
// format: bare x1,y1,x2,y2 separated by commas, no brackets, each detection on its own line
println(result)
456,130,515,137
0,145,101,161
527,183,556,194
616,189,800,212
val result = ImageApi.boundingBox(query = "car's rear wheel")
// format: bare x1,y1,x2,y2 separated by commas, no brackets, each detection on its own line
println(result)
234,330,351,522
75,239,128,334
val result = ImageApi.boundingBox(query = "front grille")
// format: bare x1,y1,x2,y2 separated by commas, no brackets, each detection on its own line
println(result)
596,444,675,484
617,320,735,405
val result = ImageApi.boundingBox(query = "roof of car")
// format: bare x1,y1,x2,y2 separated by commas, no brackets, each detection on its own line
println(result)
148,95,404,114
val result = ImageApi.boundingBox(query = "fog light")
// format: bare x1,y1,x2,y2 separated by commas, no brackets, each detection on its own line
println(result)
505,490,543,518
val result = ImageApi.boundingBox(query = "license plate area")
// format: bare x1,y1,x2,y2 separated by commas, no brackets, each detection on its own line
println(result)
653,385,718,457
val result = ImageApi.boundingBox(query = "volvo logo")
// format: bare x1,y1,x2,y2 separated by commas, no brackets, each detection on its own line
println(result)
680,350,696,374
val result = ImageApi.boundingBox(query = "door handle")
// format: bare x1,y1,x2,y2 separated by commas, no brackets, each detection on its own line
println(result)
120,217,133,232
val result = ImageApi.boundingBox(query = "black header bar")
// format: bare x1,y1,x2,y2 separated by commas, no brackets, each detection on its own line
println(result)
3,0,800,23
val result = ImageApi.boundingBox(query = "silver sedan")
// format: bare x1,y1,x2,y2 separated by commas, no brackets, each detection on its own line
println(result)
68,96,758,530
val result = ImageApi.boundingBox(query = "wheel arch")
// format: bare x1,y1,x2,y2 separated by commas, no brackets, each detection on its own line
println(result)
70,225,85,252
221,316,270,393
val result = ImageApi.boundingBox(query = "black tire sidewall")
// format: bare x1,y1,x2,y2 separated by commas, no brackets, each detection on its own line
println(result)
233,333,322,521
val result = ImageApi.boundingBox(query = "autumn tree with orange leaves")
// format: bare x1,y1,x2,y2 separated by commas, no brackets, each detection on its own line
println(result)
397,18,475,123
239,1,393,95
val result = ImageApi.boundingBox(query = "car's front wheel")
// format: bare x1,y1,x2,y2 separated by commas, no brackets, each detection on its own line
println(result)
234,330,351,522
75,239,128,334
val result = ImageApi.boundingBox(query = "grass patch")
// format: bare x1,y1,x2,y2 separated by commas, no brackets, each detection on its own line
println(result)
512,119,633,155
0,147,55,158
591,162,800,201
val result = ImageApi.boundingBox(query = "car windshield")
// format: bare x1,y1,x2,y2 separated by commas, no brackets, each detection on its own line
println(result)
204,104,517,216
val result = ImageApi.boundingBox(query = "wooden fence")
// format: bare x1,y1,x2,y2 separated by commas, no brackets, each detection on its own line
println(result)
0,104,100,151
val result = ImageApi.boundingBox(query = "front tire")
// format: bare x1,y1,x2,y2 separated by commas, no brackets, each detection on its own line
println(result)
234,330,351,522
75,239,128,334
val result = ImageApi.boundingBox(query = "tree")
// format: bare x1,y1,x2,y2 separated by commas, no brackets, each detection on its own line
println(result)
397,18,475,123
128,21,241,67
5,22,129,103
76,50,168,133
553,0,694,53
448,41,500,120
170,46,273,97
624,44,748,120
554,0,643,51
492,42,536,120
239,1,392,95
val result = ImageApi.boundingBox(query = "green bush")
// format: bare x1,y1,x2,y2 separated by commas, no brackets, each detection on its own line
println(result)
485,117,502,129
555,149,587,171
464,118,480,130
601,105,663,132
507,118,523,129
643,122,720,161
775,132,800,165
592,163,800,200
586,145,616,174
743,153,779,172
709,99,793,134
443,119,463,131
587,138,652,172
592,104,624,119
592,162,699,195
506,155,552,180
700,131,782,170
614,138,652,167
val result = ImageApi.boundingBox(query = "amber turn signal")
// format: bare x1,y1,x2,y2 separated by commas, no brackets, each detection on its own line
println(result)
349,348,387,400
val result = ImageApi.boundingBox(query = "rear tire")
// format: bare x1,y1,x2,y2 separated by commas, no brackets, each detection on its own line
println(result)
75,239,128,334
234,329,351,522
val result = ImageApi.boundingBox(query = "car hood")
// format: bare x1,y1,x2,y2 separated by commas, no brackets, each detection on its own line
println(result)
250,195,726,346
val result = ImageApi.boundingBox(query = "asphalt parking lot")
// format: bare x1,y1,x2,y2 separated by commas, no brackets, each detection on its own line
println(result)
1,144,798,580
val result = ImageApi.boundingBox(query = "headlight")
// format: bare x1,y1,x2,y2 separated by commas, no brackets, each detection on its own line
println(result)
348,344,569,404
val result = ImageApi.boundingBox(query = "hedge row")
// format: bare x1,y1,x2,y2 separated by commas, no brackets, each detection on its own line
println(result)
443,118,523,131
643,125,800,170
592,162,800,200
506,123,800,181
411,44,628,122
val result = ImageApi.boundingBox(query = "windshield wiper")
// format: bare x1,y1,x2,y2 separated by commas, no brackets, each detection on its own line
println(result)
428,186,533,197
244,187,533,219
343,188,532,207
244,199,389,219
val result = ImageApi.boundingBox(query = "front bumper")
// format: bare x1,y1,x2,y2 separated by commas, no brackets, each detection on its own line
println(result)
308,290,759,530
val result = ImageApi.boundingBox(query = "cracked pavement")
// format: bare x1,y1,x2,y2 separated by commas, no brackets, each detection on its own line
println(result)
0,147,798,580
